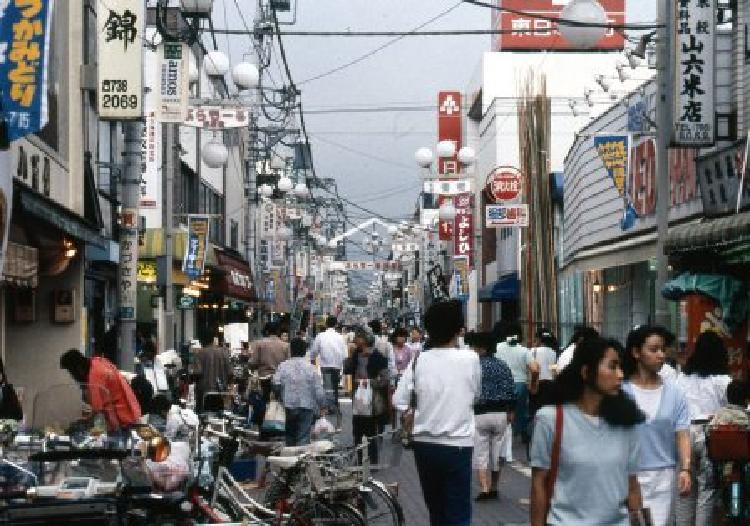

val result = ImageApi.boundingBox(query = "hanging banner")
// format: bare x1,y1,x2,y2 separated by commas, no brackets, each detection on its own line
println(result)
183,105,251,129
141,32,160,209
157,41,189,122
672,0,715,146
437,91,462,176
594,134,638,230
423,178,471,195
0,0,55,141
182,215,209,279
438,195,453,240
0,150,12,280
97,0,144,119
119,208,138,320
486,204,529,227
453,210,473,266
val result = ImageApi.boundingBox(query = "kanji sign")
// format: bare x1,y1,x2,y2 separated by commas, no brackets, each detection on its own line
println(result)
0,0,54,141
97,0,143,119
493,0,625,51
486,167,522,202
672,0,715,146
182,215,209,279
453,209,473,266
342,261,402,271
157,42,189,122
183,105,251,129
438,91,462,176
119,207,138,320
486,204,529,227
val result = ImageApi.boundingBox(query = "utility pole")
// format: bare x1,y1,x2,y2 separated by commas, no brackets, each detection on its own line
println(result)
119,121,143,372
163,121,176,351
654,0,673,328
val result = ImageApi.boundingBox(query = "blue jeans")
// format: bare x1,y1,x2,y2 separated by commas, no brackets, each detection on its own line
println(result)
413,442,472,526
284,407,314,446
513,382,530,442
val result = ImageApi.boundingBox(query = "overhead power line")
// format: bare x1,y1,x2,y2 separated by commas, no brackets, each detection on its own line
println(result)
212,28,590,37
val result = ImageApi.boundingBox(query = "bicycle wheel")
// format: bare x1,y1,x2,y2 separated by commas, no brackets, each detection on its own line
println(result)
330,502,366,526
359,480,404,525
287,498,338,526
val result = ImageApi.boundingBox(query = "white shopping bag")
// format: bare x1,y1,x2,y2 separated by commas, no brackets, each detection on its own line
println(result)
312,417,336,437
352,380,373,416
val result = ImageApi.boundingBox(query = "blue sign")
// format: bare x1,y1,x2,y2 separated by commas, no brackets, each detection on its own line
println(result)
182,215,209,279
0,0,55,141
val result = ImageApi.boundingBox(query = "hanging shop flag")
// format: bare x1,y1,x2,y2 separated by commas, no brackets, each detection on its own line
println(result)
672,0,715,146
97,0,144,119
453,210,473,267
157,41,189,122
140,29,160,209
437,91,462,176
119,208,138,320
0,0,55,141
183,215,209,279
594,134,638,230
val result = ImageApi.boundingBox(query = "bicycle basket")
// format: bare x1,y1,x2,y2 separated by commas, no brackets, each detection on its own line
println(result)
707,425,750,462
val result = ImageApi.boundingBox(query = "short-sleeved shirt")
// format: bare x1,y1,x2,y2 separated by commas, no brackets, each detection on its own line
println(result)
530,346,558,381
273,357,326,410
476,355,515,407
675,373,731,420
623,380,690,470
530,404,639,526
495,341,531,384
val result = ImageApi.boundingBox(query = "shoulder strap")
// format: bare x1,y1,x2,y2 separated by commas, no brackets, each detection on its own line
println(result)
409,353,420,409
545,404,564,508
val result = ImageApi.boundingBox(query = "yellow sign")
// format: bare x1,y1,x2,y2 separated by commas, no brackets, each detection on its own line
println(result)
137,261,157,283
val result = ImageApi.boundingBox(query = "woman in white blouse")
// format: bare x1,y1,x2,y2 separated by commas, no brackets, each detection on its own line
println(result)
675,331,732,526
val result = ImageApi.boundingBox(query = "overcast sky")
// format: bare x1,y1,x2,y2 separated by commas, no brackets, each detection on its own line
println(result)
216,0,657,223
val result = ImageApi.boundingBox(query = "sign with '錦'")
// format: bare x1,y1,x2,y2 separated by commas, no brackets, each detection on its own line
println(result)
183,215,209,279
97,0,143,119
0,0,55,141
672,0,715,146
157,42,189,122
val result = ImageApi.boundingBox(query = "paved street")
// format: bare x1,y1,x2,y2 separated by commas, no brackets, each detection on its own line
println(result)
338,400,531,525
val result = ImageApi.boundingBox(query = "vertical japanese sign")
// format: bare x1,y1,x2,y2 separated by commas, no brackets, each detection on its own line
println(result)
594,134,638,230
140,28,160,209
157,41,189,122
437,195,453,240
438,91,462,240
183,215,209,279
672,0,715,146
97,0,143,119
453,193,474,266
119,208,138,320
0,0,55,141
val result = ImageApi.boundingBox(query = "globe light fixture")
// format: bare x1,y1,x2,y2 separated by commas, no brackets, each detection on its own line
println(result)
293,182,308,198
259,184,274,197
439,199,457,221
436,140,457,158
457,146,476,165
188,55,199,85
277,175,293,193
202,139,228,168
203,50,230,77
559,0,609,49
232,62,260,89
415,147,434,168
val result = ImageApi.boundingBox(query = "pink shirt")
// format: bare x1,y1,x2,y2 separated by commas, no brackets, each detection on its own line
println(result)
393,345,414,373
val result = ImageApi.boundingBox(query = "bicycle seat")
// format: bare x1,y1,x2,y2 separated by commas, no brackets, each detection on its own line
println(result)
266,455,303,470
278,440,335,457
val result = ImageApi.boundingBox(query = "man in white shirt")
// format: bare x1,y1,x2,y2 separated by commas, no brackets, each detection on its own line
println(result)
369,319,397,379
309,316,347,416
556,325,599,373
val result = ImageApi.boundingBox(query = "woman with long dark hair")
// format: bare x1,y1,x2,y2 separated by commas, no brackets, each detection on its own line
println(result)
529,336,645,525
0,357,23,420
674,331,731,526
622,326,691,526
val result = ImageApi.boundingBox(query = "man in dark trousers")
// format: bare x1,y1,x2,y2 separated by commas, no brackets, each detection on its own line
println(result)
194,335,232,412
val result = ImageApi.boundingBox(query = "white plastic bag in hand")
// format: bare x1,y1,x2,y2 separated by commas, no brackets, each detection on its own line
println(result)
353,380,373,416
312,417,335,437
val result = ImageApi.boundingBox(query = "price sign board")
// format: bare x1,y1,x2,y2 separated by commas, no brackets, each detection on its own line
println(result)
97,0,144,119
486,204,529,227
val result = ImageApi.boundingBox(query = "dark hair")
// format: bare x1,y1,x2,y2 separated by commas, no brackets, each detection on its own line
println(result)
505,321,523,342
150,394,172,416
622,325,665,378
326,316,338,329
491,320,510,345
290,337,308,358
368,320,383,335
391,327,408,343
727,380,750,406
353,326,375,347
544,336,644,427
568,324,599,347
60,348,90,384
424,300,464,346
657,327,676,348
464,331,494,352
536,328,558,351
684,331,729,377
266,321,282,337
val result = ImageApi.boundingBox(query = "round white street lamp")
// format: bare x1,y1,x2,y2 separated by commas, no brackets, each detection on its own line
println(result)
439,199,457,221
277,175,293,193
415,147,434,168
559,0,609,49
202,139,228,168
232,62,260,90
457,146,476,166
293,182,308,198
188,55,199,85
436,140,457,158
203,50,230,77
259,183,274,197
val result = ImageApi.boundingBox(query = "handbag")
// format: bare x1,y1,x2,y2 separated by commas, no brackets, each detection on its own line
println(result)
261,394,286,433
0,383,23,421
353,380,373,416
399,353,420,448
544,404,564,521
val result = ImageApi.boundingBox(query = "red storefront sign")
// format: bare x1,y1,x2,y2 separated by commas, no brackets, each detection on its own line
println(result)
494,0,625,51
438,194,454,240
438,91,462,176
216,251,256,301
486,166,522,202
453,193,474,266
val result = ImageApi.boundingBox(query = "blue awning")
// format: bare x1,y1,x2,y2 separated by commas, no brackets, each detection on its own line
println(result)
478,274,519,302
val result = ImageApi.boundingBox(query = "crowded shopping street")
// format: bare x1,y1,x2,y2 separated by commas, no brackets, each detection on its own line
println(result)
4,0,750,524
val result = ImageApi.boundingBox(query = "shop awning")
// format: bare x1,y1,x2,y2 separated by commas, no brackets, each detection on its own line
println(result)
139,228,217,266
16,182,107,248
478,274,519,303
664,211,750,255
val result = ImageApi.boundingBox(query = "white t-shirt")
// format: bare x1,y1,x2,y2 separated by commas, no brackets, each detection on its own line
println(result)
675,373,731,420
531,346,558,381
658,363,678,382
309,328,347,369
556,343,575,372
630,383,664,421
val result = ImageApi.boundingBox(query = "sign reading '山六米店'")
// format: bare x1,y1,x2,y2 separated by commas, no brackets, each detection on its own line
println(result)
672,0,715,147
